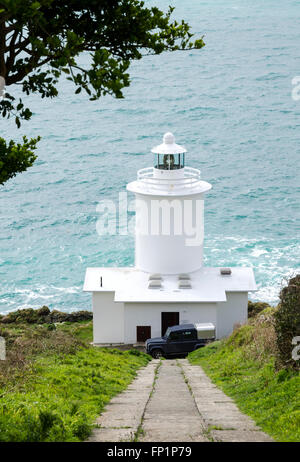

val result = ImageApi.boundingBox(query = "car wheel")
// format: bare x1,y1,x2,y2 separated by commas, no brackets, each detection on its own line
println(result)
151,349,163,359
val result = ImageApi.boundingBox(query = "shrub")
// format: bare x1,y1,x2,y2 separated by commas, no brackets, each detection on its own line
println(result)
127,349,143,357
0,345,150,442
39,411,59,439
37,306,50,317
0,307,93,325
274,275,300,370
248,301,271,318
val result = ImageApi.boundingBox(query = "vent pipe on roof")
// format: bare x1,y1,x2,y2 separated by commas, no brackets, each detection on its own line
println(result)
220,268,232,275
178,280,192,289
149,273,162,281
178,274,190,280
148,280,162,289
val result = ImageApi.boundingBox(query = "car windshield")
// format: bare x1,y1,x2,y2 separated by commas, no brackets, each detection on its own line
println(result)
164,327,171,338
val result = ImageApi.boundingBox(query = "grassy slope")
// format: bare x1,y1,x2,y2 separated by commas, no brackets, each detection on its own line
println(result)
189,309,300,442
0,321,150,442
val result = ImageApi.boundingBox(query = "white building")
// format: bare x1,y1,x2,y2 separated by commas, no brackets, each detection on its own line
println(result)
84,133,256,345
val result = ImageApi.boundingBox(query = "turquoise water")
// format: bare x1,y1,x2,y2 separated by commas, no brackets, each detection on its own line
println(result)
1,0,300,312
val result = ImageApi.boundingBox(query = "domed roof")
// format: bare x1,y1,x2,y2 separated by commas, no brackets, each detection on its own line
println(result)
151,132,187,155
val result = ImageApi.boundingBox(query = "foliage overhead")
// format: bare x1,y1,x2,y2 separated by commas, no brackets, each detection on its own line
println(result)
0,0,205,126
0,1,204,185
0,135,39,184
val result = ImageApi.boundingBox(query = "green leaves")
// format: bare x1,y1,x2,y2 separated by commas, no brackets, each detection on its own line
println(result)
189,316,300,442
1,0,205,119
0,1,205,184
0,93,33,128
0,319,150,441
275,275,300,370
0,135,40,185
194,37,206,49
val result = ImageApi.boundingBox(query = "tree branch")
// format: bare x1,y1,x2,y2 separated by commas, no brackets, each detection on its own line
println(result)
6,54,52,85
0,19,6,77
5,28,20,71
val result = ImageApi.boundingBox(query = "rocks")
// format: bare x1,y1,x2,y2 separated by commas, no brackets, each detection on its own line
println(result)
47,310,69,323
37,306,51,316
0,306,93,325
62,310,93,322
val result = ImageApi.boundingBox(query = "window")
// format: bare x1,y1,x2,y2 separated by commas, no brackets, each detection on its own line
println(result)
168,330,196,341
155,153,185,170
169,331,181,341
164,327,171,338
181,330,197,341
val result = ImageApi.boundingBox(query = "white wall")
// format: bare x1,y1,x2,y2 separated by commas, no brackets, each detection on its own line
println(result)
124,302,216,344
134,193,205,274
216,292,248,339
92,291,249,344
92,292,124,344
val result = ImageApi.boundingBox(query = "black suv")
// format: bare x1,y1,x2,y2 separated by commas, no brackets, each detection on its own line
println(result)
145,323,215,359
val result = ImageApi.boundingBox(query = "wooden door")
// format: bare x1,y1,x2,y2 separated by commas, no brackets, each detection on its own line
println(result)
161,312,180,337
136,326,151,342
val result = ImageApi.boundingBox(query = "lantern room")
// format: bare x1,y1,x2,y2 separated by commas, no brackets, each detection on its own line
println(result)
151,132,186,171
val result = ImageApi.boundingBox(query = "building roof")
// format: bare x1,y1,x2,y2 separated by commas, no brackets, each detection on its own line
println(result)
83,266,257,303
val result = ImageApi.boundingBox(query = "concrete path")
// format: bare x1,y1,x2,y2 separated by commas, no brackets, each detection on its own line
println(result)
88,359,159,442
88,358,273,442
179,359,273,442
140,360,208,442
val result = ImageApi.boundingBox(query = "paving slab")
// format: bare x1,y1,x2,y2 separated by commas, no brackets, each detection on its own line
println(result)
88,428,134,442
87,360,159,442
88,357,273,443
211,430,274,442
139,360,208,442
179,359,273,442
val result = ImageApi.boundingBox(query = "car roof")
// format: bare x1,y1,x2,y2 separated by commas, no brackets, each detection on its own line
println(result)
169,324,194,332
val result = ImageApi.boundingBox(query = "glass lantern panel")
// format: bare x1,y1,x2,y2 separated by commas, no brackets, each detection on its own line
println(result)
155,153,185,170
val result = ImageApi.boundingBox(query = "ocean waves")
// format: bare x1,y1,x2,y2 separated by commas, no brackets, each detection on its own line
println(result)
0,0,299,311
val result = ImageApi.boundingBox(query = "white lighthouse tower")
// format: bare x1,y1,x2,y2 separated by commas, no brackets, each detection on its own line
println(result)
84,133,256,345
127,132,211,274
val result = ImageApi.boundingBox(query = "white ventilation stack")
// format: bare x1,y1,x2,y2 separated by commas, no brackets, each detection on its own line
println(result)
127,132,212,274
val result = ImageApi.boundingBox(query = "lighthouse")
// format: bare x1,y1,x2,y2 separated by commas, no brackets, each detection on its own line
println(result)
84,133,257,345
127,132,211,274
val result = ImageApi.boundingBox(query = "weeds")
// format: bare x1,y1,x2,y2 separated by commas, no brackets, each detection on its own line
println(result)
0,320,150,442
189,307,300,442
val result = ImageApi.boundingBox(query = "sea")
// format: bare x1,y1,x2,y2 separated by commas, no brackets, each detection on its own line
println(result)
0,0,300,313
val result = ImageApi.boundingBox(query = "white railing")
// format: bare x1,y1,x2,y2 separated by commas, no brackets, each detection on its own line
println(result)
137,167,201,189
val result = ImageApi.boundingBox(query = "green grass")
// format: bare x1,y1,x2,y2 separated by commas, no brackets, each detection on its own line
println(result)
189,321,300,442
56,319,94,343
0,321,150,442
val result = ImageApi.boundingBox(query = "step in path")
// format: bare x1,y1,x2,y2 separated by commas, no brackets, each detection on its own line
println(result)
88,359,273,442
